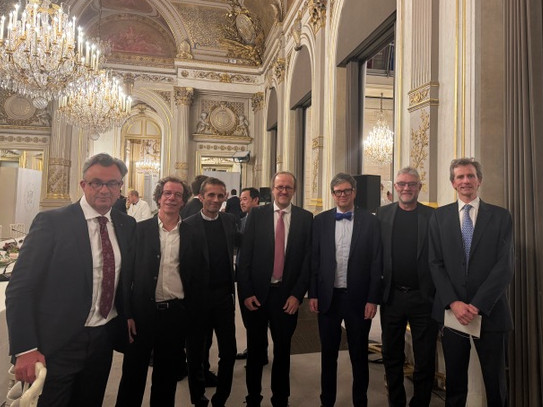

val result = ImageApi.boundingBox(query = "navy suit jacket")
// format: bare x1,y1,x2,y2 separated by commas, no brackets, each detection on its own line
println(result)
376,202,435,304
309,207,382,314
429,200,514,332
237,204,313,305
6,202,136,357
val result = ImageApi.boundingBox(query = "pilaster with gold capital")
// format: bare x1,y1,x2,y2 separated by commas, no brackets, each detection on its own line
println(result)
173,87,194,180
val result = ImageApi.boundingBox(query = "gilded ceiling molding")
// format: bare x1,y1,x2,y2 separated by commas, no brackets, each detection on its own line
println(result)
175,162,189,170
271,0,285,23
155,90,172,105
330,0,337,21
0,91,51,128
408,81,439,112
305,0,327,34
127,73,175,84
410,109,430,187
291,11,303,51
49,158,71,167
174,87,194,106
197,143,248,151
0,135,49,144
251,92,265,112
189,70,257,84
273,58,286,83
176,40,194,60
195,100,251,142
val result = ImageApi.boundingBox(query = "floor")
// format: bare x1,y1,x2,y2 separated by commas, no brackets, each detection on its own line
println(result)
103,307,445,406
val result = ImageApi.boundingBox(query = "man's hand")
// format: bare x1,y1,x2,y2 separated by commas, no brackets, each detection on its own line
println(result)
450,301,478,325
364,303,377,320
127,319,137,343
15,350,46,383
244,296,261,311
283,296,300,315
309,298,319,313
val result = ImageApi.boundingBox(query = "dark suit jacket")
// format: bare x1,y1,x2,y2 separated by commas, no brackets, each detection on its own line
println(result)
376,202,435,303
127,216,207,339
237,204,313,305
180,197,203,219
6,202,136,357
183,212,239,294
428,200,514,332
225,196,242,218
309,207,382,314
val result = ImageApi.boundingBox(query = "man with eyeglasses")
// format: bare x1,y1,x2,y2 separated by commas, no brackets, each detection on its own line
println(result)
116,176,208,406
309,172,382,407
6,153,136,407
376,167,437,407
238,171,313,407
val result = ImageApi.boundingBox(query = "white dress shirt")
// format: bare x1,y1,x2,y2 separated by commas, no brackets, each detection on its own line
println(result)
457,196,480,228
334,209,354,288
127,199,153,222
155,217,184,301
80,195,122,327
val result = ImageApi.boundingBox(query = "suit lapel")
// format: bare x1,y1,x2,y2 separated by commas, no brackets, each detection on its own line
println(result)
447,203,464,255
70,203,93,291
470,200,491,257
416,206,426,260
178,221,190,284
349,208,362,256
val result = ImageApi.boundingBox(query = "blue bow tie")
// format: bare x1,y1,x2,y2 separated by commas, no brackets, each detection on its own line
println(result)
335,211,352,221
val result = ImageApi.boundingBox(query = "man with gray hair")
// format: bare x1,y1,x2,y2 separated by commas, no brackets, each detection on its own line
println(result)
127,190,153,222
376,167,437,407
6,153,136,407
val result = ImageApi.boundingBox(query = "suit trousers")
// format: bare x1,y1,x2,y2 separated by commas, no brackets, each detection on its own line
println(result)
318,289,372,407
442,328,508,407
245,286,298,407
116,300,187,407
380,288,438,407
37,324,113,407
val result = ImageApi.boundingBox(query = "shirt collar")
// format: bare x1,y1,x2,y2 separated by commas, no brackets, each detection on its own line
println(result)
200,210,219,221
158,215,182,230
80,195,112,222
457,196,480,212
273,202,292,214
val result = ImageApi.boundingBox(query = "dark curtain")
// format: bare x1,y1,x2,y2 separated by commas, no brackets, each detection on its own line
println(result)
505,0,543,405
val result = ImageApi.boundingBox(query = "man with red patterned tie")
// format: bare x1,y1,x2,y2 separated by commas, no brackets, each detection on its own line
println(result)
6,153,136,407
237,171,313,407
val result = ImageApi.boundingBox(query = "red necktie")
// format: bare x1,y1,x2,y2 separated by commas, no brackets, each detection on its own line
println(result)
272,210,285,281
97,216,115,318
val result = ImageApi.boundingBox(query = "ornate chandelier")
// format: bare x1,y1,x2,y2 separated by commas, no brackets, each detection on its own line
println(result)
136,159,160,173
364,93,394,165
0,0,99,109
57,69,132,139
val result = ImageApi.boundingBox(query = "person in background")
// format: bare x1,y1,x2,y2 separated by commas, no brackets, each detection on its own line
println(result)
181,175,208,219
113,192,128,214
127,190,153,222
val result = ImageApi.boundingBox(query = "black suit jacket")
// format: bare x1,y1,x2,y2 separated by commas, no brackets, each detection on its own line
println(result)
376,202,435,303
428,200,514,332
309,207,382,314
6,203,136,357
127,216,207,337
237,204,313,305
183,212,239,294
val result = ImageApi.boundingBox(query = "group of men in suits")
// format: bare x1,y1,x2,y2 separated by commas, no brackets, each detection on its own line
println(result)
5,153,513,407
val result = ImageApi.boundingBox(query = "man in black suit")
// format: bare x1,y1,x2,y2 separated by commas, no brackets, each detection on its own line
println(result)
376,167,437,407
225,188,242,219
115,176,207,407
6,153,136,407
184,177,239,407
238,171,313,407
309,173,382,407
429,158,514,406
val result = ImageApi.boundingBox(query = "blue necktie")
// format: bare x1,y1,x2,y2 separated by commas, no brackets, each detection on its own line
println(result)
335,211,352,221
461,204,474,265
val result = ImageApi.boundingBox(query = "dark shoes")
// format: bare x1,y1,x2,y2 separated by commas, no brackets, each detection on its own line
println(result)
204,370,218,387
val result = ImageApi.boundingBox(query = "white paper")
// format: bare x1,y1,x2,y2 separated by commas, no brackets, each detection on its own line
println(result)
444,309,482,338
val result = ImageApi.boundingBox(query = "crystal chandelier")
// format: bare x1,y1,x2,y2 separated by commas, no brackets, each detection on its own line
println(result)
364,93,394,165
57,69,132,139
0,0,99,109
136,159,160,173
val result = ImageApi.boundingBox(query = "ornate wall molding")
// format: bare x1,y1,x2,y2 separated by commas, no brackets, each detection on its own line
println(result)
273,58,286,83
408,81,439,112
305,0,327,34
49,158,71,167
174,87,194,106
197,143,248,152
155,90,172,105
410,109,430,186
181,69,258,84
0,135,49,144
0,91,51,128
123,73,175,84
176,40,194,60
46,157,70,198
312,136,324,149
175,161,189,170
251,92,264,112
291,11,303,51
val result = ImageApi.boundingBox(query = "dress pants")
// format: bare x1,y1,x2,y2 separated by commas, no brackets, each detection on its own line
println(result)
318,288,372,407
442,328,508,407
37,324,114,407
116,300,187,407
245,286,298,407
380,288,438,407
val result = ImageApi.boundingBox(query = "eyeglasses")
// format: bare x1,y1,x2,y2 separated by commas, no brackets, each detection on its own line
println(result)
332,188,354,197
274,186,294,192
85,180,122,190
162,191,184,199
395,182,420,189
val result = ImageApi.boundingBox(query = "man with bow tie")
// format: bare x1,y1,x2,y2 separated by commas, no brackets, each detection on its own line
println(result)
309,172,382,407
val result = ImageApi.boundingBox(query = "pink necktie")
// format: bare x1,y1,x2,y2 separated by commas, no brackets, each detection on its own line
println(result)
97,216,115,318
273,210,285,281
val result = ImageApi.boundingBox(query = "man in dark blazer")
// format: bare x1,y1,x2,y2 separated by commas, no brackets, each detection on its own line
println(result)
184,177,239,407
116,176,207,407
181,174,208,219
238,171,313,407
429,158,514,406
309,173,382,407
376,167,437,407
6,153,136,407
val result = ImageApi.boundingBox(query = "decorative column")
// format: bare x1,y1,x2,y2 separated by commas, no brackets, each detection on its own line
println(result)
41,106,73,209
251,92,264,187
406,0,439,204
173,86,194,181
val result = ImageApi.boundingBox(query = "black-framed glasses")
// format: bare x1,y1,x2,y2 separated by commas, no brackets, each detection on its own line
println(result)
332,188,354,197
395,182,420,189
162,191,184,199
85,180,123,190
274,186,294,192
